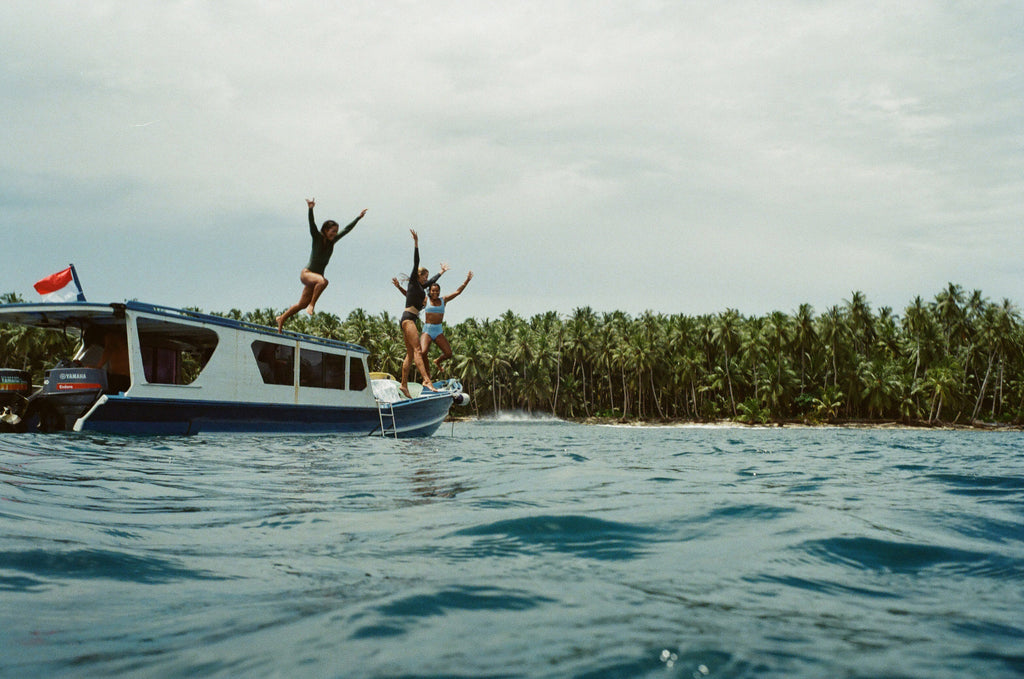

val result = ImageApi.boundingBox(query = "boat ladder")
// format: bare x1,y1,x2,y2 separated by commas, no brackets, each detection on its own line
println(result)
376,400,398,439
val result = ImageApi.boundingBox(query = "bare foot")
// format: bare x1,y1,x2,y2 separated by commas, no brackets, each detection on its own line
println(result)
305,305,315,316
399,384,411,398
422,382,439,392
275,315,285,332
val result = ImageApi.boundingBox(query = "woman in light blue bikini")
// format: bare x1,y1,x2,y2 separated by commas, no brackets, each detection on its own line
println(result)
393,270,472,373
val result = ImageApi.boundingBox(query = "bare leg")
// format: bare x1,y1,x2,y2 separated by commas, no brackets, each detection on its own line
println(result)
401,319,436,393
305,273,329,315
415,347,438,391
276,283,315,332
433,334,453,372
400,353,413,397
400,320,419,397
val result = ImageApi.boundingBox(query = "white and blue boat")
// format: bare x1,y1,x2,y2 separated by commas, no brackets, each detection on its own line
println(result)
0,301,468,436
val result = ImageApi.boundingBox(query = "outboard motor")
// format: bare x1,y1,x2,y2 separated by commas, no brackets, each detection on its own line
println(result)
452,391,471,406
0,369,32,431
31,367,108,432
0,369,31,408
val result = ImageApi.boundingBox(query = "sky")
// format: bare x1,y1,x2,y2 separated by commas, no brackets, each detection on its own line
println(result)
2,1,1023,325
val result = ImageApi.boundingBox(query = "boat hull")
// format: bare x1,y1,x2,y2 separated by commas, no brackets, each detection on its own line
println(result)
76,393,454,436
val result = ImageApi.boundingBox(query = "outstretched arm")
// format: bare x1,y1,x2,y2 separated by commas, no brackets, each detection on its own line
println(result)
426,262,450,287
409,230,420,278
444,271,473,302
307,198,318,237
392,277,407,296
333,208,368,242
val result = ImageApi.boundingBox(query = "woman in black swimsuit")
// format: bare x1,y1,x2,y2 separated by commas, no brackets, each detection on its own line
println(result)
276,198,367,332
399,229,447,396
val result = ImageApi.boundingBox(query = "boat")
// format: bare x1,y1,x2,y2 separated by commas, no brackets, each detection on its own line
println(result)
0,301,469,436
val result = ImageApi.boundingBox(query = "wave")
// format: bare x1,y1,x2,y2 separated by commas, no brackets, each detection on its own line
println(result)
0,548,225,587
476,410,566,424
449,514,657,561
801,536,1024,578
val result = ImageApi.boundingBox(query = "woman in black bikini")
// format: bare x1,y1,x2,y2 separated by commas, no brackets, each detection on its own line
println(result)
399,229,447,396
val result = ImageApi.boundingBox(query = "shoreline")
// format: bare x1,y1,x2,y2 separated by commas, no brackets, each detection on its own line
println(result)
448,414,1024,431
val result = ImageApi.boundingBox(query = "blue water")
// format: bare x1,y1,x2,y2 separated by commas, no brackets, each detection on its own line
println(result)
1,419,1022,678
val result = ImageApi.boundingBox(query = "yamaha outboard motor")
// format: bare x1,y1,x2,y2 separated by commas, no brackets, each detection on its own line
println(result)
30,367,108,432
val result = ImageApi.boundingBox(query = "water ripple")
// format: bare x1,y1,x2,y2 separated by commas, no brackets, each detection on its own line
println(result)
350,585,556,641
450,514,657,561
0,548,225,584
801,536,1024,578
929,472,1024,497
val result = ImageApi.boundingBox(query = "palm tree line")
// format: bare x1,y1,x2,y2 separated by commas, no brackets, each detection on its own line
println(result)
3,284,1022,425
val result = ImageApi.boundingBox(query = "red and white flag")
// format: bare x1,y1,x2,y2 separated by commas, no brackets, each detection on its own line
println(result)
33,266,85,302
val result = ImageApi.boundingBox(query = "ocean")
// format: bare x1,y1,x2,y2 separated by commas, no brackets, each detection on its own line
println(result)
1,418,1022,678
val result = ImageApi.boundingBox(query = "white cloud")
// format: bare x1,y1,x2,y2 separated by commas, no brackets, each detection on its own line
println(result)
2,1,1023,321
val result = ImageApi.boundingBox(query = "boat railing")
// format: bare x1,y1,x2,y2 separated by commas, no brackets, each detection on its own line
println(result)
123,301,367,354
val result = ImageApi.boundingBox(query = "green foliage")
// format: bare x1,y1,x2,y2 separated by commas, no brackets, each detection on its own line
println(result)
736,397,770,425
811,386,844,422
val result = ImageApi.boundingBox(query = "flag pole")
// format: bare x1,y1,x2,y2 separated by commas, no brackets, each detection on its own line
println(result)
68,264,86,302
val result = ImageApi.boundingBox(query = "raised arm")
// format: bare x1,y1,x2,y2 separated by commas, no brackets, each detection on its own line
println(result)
392,277,407,296
333,208,368,242
444,271,473,302
307,198,318,238
409,230,420,278
426,262,450,288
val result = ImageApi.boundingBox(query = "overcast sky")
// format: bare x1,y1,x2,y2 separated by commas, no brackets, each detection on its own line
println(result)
3,1,1022,324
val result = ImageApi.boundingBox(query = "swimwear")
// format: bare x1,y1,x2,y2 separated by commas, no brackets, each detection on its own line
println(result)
401,246,442,315
400,310,419,324
422,296,445,339
305,207,360,275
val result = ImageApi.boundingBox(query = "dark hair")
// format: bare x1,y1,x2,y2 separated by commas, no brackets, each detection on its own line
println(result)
321,220,339,235
430,282,442,294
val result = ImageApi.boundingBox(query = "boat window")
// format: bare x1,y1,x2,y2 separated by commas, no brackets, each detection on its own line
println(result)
137,318,218,386
299,349,323,388
324,354,346,390
349,356,367,391
299,348,348,390
252,341,295,386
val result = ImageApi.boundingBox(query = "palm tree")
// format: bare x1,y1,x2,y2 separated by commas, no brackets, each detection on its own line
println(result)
738,317,764,402
990,299,1022,418
812,385,844,422
712,309,742,416
791,303,817,394
858,358,903,420
565,307,597,415
817,305,845,389
763,311,791,406
922,360,961,424
845,291,875,353
935,282,966,351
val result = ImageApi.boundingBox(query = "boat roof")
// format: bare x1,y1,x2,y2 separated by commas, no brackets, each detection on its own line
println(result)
0,301,369,355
